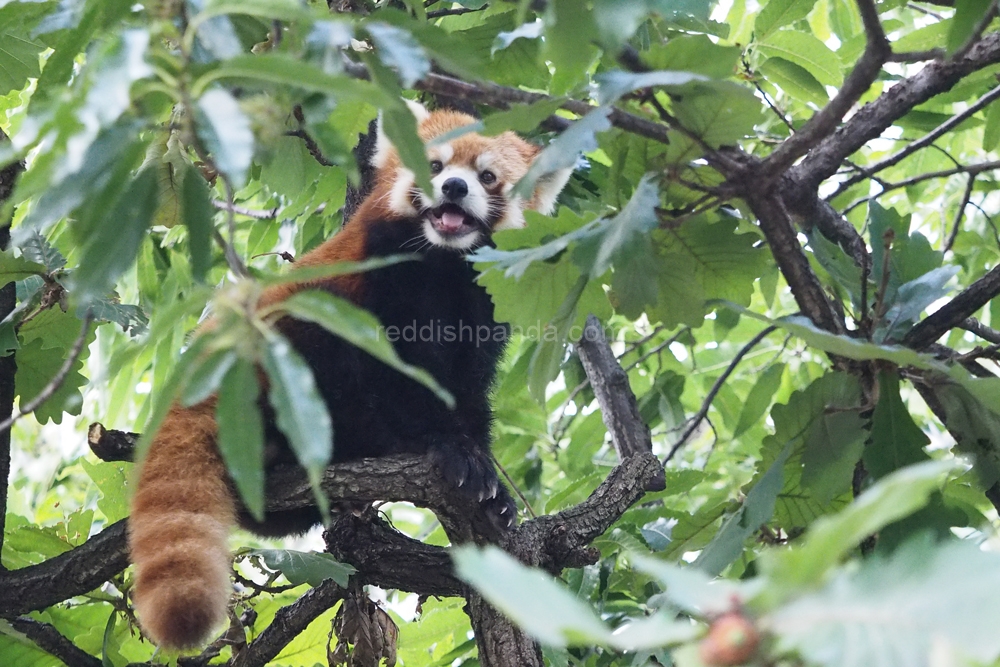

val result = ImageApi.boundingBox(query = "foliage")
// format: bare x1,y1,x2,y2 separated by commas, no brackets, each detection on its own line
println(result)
0,0,999,665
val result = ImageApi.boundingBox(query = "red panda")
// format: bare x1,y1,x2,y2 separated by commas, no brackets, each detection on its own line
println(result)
128,101,573,651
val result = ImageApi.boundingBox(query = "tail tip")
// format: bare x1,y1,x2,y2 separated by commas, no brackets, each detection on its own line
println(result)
138,591,227,651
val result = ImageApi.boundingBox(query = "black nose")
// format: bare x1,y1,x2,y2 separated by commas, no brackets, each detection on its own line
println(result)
441,177,468,200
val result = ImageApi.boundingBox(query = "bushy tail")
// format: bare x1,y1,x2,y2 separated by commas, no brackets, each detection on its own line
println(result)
129,401,236,651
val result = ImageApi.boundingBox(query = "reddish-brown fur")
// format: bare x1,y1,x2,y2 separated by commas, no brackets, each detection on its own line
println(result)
129,107,555,651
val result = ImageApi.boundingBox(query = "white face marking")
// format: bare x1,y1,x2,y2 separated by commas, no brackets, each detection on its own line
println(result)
422,219,482,250
494,194,526,230
435,143,454,164
388,167,418,217
431,166,489,220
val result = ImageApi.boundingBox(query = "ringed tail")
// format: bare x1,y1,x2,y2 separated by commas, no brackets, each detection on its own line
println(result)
129,400,235,650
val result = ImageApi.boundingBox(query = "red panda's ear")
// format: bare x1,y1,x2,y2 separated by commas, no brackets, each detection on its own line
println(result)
529,166,574,216
373,100,431,169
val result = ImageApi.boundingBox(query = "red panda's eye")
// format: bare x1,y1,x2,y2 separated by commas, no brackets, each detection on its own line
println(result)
480,170,496,184
430,160,443,174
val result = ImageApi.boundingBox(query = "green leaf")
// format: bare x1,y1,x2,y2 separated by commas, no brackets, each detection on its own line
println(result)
759,57,829,105
481,98,566,136
0,31,43,96
754,0,819,40
280,290,454,408
948,0,992,53
757,30,843,87
216,357,266,521
513,106,612,200
14,337,91,425
196,87,253,189
18,230,66,272
632,553,750,616
694,443,790,576
760,459,954,590
181,347,237,407
580,174,660,277
543,0,600,94
799,404,866,505
453,544,612,647
261,332,333,512
985,100,1000,151
365,22,430,88
380,99,434,196
594,69,707,106
196,54,389,104
877,265,959,342
180,165,215,283
0,249,45,288
768,538,1000,667
671,81,764,148
644,34,742,79
733,363,785,438
251,548,356,587
193,0,309,25
81,459,131,523
72,166,158,304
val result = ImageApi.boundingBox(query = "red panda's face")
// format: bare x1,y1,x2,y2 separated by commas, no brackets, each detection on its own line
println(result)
372,103,572,252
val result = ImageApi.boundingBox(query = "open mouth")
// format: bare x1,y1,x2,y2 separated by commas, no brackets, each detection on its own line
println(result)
426,203,478,237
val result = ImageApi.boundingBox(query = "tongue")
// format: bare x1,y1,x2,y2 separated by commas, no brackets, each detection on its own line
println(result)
439,210,466,233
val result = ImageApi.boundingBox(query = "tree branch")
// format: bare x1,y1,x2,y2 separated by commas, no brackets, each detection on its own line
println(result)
0,520,129,617
761,0,891,177
0,314,92,435
7,617,101,667
666,326,779,463
231,580,343,667
0,128,24,568
791,31,1000,189
902,263,1000,349
960,317,1000,344
944,173,975,253
575,315,666,491
828,83,1000,200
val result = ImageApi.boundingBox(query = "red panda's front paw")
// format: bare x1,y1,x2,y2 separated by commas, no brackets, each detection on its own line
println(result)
428,439,516,529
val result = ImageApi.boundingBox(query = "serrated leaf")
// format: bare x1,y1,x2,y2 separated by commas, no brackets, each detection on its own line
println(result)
261,332,332,516
0,249,45,288
180,165,214,282
759,56,829,105
14,336,92,425
279,290,454,407
671,81,763,148
695,443,790,576
217,357,265,521
196,87,253,189
252,548,355,587
758,30,843,87
768,538,1000,667
81,459,130,524
366,22,430,88
513,106,612,201
761,459,953,590
0,31,43,96
733,363,785,438
72,166,158,304
755,0,819,40
543,0,600,94
594,69,707,106
18,231,66,272
453,545,612,647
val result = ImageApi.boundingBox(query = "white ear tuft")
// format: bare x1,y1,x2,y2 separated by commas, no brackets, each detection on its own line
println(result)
405,99,430,124
373,100,431,170
373,111,392,169
530,166,574,215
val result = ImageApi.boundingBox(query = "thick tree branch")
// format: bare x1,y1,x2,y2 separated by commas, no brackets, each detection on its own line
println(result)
902,263,1000,349
231,580,343,667
790,31,1000,189
339,58,672,145
829,83,1000,200
576,315,665,491
761,0,891,177
7,617,101,667
0,520,129,617
0,129,23,567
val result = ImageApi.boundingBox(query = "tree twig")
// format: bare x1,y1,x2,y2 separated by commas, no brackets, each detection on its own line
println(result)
828,83,1000,200
0,314,92,435
212,200,280,219
231,580,343,667
665,326,778,463
903,263,1000,348
960,317,1000,344
944,173,975,253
